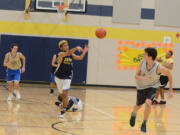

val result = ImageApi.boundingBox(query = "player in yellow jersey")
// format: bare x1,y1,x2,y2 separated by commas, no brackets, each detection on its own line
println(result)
153,50,173,104
3,44,26,101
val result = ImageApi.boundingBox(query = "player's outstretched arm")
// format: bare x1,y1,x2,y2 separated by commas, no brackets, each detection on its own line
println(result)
162,63,173,70
72,45,89,61
68,46,83,54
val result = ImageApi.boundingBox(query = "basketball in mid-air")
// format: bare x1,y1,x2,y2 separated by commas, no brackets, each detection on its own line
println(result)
95,28,106,39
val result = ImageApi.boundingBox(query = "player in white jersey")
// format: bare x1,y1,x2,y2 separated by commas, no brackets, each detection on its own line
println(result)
129,48,173,133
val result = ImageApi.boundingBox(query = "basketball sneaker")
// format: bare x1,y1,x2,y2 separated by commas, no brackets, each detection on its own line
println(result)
141,121,147,133
14,90,21,100
58,108,66,118
130,112,136,127
55,102,61,107
50,89,54,94
7,93,13,101
152,99,158,105
159,100,166,104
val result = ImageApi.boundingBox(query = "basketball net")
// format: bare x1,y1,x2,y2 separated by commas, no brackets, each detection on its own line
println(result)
56,5,69,22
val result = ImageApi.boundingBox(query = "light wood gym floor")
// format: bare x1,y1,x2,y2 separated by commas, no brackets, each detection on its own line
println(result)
0,83,180,135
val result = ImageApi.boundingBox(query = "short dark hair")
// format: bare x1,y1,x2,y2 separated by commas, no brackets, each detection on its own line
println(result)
144,47,157,60
10,44,18,51
169,50,173,56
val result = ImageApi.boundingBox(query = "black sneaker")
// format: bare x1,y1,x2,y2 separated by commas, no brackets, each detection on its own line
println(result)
152,100,158,105
72,108,78,112
55,102,61,107
130,113,136,127
159,100,166,104
141,121,147,133
50,89,54,94
59,108,66,118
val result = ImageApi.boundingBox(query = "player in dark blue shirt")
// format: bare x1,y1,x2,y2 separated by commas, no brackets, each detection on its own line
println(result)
54,40,88,118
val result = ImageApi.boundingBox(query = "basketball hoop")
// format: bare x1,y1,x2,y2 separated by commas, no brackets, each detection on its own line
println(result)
56,5,69,22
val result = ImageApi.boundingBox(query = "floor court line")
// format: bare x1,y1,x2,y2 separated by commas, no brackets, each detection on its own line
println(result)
83,102,115,119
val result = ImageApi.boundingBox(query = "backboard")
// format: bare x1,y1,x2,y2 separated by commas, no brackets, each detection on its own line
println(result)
35,0,87,12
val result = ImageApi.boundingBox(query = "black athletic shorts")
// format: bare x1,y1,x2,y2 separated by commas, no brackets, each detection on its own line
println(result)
136,87,157,106
159,75,168,88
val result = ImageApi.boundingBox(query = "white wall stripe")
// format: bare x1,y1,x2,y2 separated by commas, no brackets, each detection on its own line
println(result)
0,10,180,32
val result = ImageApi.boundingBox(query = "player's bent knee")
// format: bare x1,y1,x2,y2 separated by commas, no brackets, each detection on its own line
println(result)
61,92,68,99
14,85,19,89
14,85,19,88
58,95,63,102
8,83,13,87
60,93,65,99
64,94,68,99
145,99,152,107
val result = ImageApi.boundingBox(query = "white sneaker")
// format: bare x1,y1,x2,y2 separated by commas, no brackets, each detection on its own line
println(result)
16,91,21,100
58,113,65,118
7,93,13,101
14,90,21,100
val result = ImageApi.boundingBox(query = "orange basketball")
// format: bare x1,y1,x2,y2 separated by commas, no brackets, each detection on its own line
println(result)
95,28,106,39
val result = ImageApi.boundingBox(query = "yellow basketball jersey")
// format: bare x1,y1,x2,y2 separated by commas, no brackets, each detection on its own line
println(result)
7,52,21,70
161,57,173,73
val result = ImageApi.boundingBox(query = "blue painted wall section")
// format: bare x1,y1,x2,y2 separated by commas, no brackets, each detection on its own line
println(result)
0,35,88,83
0,0,25,11
141,8,155,20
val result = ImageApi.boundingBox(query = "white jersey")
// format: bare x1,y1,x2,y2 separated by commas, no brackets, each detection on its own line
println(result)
136,60,160,90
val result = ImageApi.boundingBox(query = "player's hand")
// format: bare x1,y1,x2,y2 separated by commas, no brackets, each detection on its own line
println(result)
6,62,11,67
167,89,173,99
83,45,89,53
21,67,25,73
76,46,83,52
143,75,151,81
